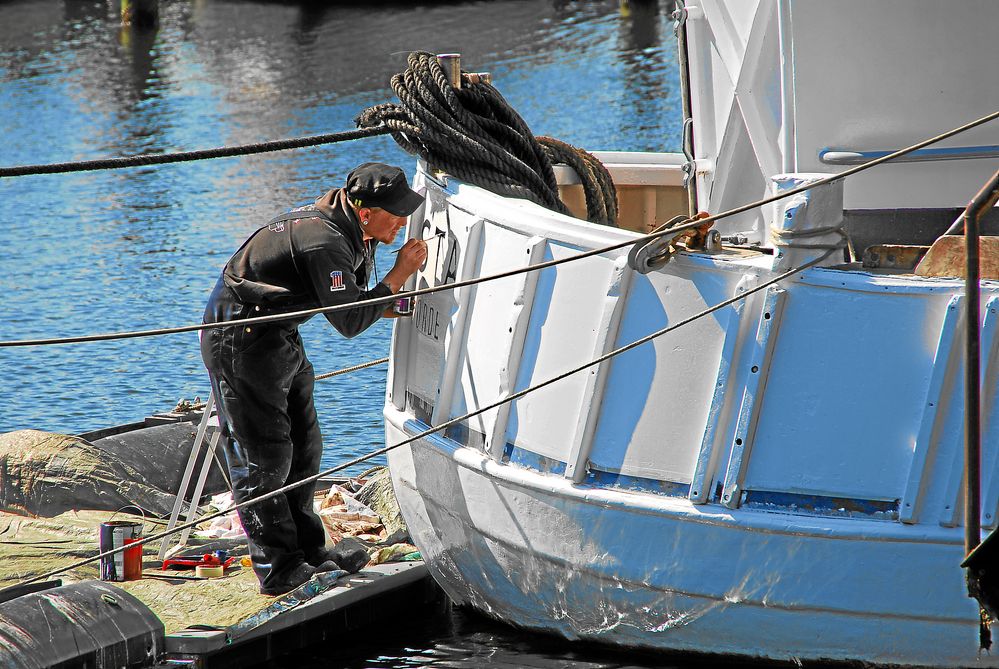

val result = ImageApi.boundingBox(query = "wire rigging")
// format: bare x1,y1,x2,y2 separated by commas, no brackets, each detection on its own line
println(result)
7,247,835,591
0,50,995,595
315,356,389,381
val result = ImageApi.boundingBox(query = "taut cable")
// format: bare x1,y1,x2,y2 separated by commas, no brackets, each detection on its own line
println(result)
0,127,390,178
4,248,835,591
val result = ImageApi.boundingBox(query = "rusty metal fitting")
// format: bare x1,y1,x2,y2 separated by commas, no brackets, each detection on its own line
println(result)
465,72,492,85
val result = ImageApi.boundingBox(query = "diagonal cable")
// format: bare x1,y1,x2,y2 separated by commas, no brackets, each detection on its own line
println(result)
315,357,389,381
4,248,833,591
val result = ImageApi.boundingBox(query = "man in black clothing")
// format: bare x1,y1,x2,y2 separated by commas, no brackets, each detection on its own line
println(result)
201,163,427,595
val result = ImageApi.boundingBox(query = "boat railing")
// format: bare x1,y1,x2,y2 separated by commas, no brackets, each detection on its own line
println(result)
554,153,687,234
819,145,999,166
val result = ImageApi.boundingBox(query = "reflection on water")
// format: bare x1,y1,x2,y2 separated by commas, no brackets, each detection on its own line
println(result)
276,605,695,669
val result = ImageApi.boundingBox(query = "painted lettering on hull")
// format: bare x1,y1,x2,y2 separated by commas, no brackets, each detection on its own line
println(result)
414,300,442,341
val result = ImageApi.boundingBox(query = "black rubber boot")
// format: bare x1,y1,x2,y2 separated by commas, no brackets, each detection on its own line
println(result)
307,538,369,574
304,546,341,569
259,559,340,596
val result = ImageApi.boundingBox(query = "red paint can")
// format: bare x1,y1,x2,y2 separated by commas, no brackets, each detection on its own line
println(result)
99,520,143,581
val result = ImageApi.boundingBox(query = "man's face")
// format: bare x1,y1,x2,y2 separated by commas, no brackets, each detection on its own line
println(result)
363,208,408,244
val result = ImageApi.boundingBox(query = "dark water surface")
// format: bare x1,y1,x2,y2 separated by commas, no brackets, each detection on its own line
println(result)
1,0,684,665
276,603,698,669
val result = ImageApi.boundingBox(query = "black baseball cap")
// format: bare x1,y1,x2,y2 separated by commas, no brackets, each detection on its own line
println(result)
345,163,424,217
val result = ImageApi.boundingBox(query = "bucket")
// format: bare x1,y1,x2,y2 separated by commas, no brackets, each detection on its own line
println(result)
99,518,143,582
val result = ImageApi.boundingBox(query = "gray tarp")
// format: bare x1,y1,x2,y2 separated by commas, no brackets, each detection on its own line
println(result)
0,424,228,518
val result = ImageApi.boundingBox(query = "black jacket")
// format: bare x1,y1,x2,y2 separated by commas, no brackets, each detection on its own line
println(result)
206,188,392,338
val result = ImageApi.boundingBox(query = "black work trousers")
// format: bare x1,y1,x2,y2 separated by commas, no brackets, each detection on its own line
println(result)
201,287,326,590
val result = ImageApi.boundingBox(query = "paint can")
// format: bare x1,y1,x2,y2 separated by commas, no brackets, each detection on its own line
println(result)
99,520,143,581
393,296,413,316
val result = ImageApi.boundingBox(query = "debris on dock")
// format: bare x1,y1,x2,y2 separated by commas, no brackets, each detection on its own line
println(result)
0,461,424,634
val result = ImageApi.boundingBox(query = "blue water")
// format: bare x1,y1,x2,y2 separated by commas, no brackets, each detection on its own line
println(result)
0,0,685,664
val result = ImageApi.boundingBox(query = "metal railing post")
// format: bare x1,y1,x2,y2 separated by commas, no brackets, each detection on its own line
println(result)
965,169,999,564
437,54,462,89
673,1,700,217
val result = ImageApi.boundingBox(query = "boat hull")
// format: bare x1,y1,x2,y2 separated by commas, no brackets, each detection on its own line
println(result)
377,0,999,662
387,413,993,667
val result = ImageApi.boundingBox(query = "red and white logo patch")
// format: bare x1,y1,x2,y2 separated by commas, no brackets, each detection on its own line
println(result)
329,271,345,292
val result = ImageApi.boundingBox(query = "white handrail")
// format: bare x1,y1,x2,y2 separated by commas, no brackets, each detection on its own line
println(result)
820,145,999,165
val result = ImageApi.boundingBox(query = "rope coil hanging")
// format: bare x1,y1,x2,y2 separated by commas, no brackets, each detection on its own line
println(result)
356,51,618,226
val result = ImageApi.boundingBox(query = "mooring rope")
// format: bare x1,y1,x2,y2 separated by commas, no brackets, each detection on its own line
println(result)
0,53,618,226
1,107,995,350
356,51,618,226
0,127,389,178
4,246,837,592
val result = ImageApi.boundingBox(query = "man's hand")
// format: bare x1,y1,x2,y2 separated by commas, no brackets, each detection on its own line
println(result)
383,238,428,292
394,238,428,275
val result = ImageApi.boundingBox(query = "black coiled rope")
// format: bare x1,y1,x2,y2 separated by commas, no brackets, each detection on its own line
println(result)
356,51,618,226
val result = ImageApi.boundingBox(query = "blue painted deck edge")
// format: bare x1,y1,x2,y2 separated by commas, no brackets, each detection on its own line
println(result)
501,442,691,496
405,420,690,498
743,490,900,520
405,421,902,518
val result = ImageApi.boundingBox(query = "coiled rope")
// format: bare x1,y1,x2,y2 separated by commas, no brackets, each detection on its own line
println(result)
1,108,995,349
356,51,618,226
0,127,389,178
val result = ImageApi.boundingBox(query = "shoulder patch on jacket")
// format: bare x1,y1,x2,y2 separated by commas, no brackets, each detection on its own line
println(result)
329,271,345,292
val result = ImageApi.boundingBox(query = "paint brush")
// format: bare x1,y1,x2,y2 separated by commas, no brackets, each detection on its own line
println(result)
392,230,445,253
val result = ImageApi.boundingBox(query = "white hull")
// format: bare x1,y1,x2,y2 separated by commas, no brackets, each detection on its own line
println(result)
387,415,992,667
381,155,999,663
380,0,999,664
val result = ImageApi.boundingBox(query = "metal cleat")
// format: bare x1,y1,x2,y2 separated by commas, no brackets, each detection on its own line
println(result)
628,213,714,274
678,214,717,251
